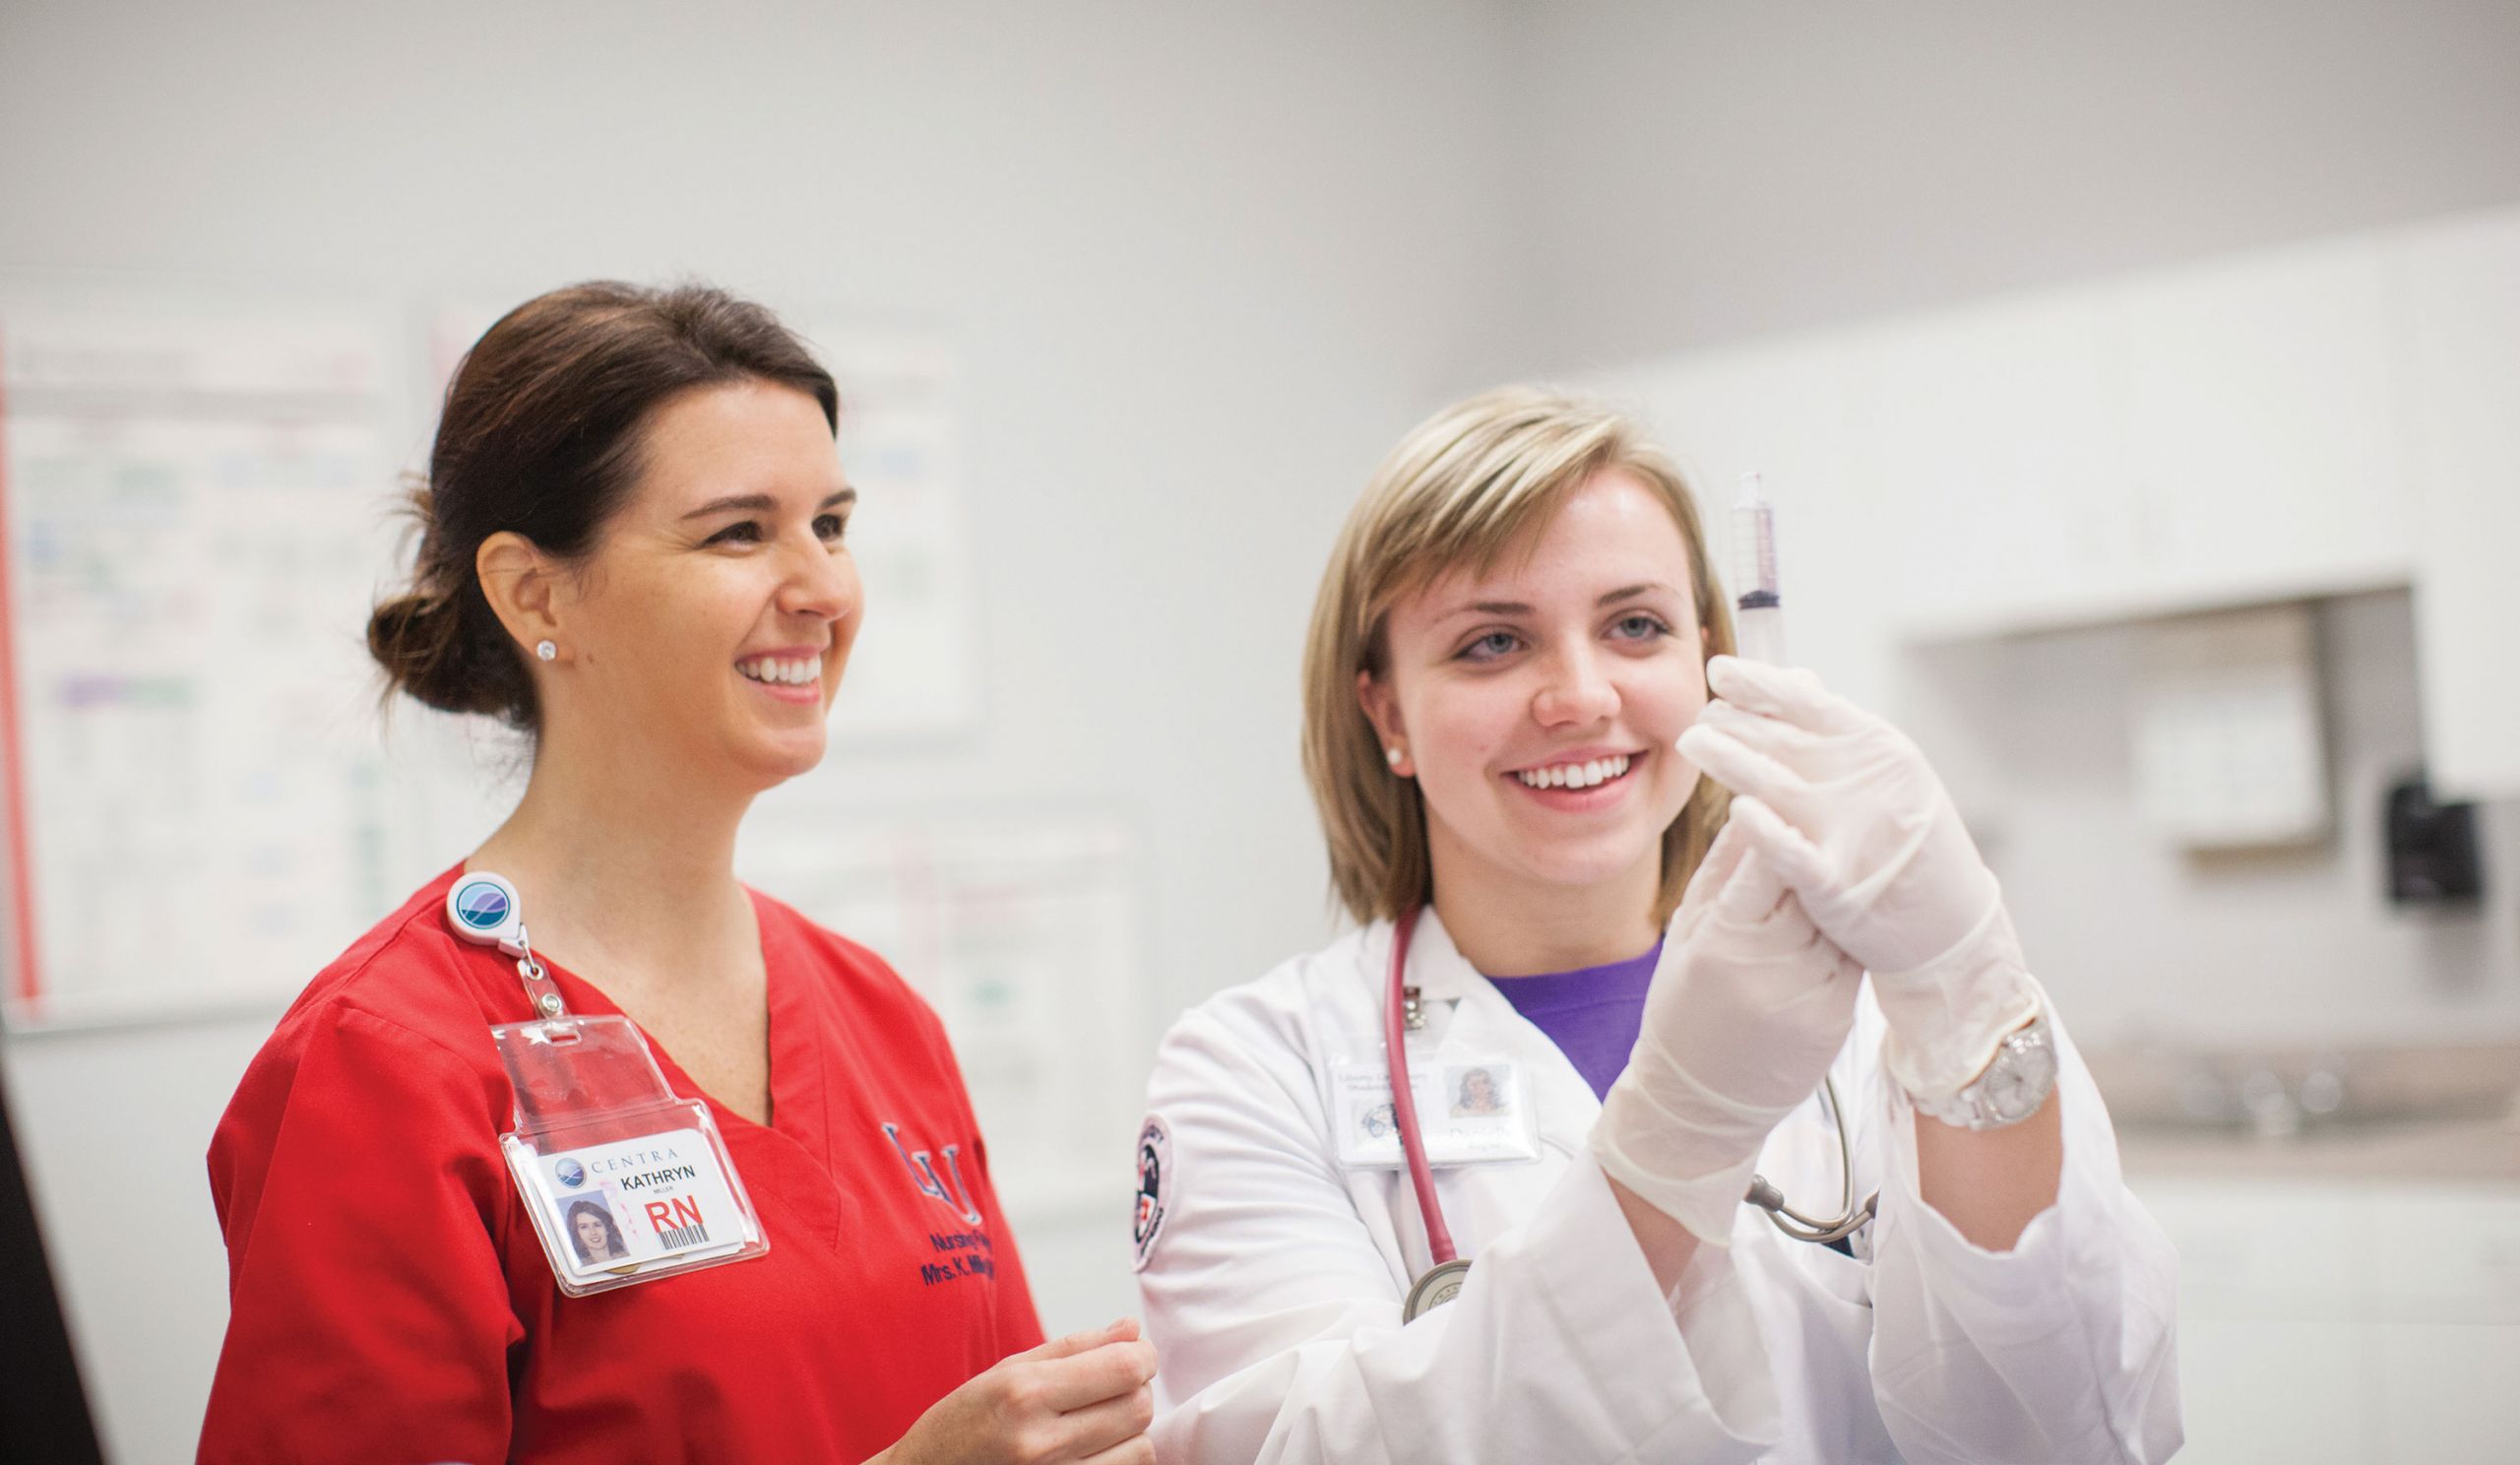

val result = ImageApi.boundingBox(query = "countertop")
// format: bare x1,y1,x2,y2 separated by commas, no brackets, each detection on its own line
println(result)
2112,1115,2520,1183
2086,1039,2520,1185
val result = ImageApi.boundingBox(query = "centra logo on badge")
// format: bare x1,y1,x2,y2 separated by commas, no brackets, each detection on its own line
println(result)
454,882,510,930
445,871,524,947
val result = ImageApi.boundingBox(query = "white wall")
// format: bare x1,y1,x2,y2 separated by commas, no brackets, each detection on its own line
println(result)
1502,0,2520,368
0,3,1522,1459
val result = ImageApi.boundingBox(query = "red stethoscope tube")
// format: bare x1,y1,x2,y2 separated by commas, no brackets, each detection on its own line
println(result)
1384,908,1458,1266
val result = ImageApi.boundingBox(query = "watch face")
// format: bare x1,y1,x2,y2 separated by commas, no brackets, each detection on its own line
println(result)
1984,1036,2059,1122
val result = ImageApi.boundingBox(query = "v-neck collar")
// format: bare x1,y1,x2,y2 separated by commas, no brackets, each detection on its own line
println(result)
443,866,818,1151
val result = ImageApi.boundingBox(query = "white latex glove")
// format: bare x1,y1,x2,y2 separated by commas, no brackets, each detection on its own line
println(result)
1675,655,2042,1103
1591,814,1863,1246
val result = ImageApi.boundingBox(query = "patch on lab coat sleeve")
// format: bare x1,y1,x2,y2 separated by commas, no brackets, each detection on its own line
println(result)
1131,1115,1172,1271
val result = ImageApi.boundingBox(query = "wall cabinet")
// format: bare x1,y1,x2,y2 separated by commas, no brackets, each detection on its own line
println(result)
2174,1316,2373,1464
1847,290,2131,629
1626,341,1892,709
2135,1176,2520,1464
2403,209,2520,800
2375,1321,2520,1462
2115,234,2412,602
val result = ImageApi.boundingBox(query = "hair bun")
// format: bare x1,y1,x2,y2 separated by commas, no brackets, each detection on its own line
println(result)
366,587,459,713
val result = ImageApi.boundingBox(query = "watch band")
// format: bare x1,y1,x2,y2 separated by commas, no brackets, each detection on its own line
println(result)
1910,1011,2058,1131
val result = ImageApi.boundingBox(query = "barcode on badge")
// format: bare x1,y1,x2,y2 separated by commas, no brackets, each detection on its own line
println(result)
658,1222,712,1249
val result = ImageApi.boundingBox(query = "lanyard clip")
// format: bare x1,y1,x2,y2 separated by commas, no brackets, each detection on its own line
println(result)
1402,985,1426,1033
448,871,572,1021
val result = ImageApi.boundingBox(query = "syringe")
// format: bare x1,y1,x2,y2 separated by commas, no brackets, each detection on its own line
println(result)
1730,472,1786,666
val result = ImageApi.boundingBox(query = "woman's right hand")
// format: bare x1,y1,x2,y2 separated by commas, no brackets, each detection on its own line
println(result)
876,1316,1158,1465
1590,813,1864,1247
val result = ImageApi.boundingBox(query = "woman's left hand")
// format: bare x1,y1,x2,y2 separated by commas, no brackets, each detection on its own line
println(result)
1676,655,2041,1102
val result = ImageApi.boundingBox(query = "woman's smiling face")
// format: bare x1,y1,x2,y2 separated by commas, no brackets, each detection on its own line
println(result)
543,380,861,792
1360,469,1711,911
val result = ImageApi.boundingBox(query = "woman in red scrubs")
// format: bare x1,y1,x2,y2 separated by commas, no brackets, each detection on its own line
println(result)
199,282,1156,1465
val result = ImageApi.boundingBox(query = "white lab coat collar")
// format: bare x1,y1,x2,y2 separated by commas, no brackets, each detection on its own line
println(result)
1384,904,1477,1000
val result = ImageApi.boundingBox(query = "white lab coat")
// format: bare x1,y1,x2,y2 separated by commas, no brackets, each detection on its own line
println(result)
1135,911,2182,1464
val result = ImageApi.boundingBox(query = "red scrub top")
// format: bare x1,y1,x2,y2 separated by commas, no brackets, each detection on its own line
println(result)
200,867,1043,1464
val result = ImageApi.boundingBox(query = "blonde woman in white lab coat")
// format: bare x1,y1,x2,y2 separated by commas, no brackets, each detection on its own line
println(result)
1131,388,2181,1464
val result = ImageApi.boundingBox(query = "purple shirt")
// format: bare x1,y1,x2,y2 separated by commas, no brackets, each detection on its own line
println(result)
1485,942,1662,1102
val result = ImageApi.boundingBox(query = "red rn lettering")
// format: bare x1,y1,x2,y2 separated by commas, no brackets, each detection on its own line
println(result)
670,1196,704,1229
645,1201,677,1233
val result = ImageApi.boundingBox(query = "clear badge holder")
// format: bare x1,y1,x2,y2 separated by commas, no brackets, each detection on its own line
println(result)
1326,992,1540,1172
1330,1050,1543,1170
450,872,769,1297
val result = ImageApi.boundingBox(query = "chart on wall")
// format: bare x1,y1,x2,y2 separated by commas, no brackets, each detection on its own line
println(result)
801,320,979,745
0,303,406,1024
736,815,1142,1217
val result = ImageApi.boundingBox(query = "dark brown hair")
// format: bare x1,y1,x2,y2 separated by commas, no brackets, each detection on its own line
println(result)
367,281,839,731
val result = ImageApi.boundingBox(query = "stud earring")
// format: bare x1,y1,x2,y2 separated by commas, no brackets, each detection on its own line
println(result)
1385,746,1404,769
536,640,557,663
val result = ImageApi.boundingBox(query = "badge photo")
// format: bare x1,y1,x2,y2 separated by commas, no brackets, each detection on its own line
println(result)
558,1193,636,1269
1446,1063,1512,1118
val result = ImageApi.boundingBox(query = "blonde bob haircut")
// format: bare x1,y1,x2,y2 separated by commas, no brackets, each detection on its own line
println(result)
1301,386,1735,929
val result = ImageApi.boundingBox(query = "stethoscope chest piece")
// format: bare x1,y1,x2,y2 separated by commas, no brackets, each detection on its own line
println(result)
1402,1257,1472,1321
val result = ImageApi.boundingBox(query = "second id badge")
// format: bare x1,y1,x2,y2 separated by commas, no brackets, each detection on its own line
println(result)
1330,1051,1541,1171
492,1014,771,1297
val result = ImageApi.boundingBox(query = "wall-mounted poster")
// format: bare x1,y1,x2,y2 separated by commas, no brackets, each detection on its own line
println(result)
0,303,400,1025
736,815,1142,1218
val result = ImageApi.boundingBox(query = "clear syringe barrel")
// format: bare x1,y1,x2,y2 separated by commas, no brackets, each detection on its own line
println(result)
1730,472,1786,666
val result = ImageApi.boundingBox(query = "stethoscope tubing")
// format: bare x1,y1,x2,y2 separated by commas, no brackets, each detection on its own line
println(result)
1385,907,1459,1266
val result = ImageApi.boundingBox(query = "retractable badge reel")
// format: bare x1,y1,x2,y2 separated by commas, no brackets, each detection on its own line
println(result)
447,873,769,1297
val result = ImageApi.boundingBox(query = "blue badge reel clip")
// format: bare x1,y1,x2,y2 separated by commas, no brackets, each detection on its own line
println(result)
447,872,770,1297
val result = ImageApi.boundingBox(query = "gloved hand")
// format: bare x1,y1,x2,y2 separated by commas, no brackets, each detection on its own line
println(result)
1675,655,2042,1103
1591,815,1863,1246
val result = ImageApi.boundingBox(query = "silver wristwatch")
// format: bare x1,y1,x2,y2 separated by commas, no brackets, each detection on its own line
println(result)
1911,1013,2058,1130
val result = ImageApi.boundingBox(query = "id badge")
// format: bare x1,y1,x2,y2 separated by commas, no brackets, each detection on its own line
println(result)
492,1014,771,1297
1330,1051,1541,1171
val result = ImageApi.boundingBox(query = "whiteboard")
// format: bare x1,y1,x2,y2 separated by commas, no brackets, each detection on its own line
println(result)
801,320,979,744
737,814,1145,1217
0,303,404,1024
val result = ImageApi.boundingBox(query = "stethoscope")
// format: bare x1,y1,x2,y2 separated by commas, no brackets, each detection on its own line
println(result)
1386,907,1879,1321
